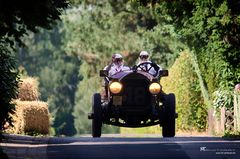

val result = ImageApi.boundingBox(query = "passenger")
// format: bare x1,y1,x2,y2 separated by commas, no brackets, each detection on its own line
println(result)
103,53,130,99
104,53,130,76
137,51,161,76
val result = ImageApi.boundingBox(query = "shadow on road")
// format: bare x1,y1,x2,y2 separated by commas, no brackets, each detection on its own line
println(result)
2,135,240,159
47,137,192,159
48,143,191,159
0,134,9,159
46,137,240,159
0,149,9,159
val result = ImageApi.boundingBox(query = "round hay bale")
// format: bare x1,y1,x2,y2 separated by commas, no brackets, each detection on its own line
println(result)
18,77,40,101
13,100,50,134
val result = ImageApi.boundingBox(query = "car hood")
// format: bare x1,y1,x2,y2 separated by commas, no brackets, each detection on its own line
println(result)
110,70,153,81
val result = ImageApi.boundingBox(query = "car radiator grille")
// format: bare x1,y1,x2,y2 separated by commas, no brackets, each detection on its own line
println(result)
121,78,151,108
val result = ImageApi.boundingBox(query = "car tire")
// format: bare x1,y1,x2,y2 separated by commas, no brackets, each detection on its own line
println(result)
162,93,176,137
92,93,102,137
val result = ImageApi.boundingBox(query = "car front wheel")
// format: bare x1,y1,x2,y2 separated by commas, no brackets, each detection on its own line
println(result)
162,93,176,137
92,93,102,137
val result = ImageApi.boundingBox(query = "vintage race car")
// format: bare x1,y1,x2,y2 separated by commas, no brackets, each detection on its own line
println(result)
88,62,177,137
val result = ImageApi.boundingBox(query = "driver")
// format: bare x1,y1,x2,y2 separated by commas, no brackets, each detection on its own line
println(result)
137,51,161,76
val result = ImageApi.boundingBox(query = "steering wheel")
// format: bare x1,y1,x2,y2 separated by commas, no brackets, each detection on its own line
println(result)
135,62,159,77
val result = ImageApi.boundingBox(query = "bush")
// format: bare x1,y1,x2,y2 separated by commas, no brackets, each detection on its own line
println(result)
161,50,207,132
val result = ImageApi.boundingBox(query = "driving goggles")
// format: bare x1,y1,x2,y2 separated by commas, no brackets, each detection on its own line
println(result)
139,55,149,59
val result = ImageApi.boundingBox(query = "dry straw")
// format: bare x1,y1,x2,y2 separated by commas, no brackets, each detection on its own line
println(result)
18,77,40,101
12,100,50,134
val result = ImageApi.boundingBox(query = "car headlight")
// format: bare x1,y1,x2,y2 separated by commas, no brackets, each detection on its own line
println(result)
149,82,161,95
109,81,122,94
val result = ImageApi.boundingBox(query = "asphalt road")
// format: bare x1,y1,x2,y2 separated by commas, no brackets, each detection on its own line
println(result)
1,135,240,159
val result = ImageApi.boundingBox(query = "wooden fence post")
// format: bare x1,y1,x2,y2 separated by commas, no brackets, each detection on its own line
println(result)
238,94,240,132
220,107,225,132
208,108,214,134
234,94,240,132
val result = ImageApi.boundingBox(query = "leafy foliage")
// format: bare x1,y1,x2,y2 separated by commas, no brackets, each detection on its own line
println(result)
154,0,239,93
0,0,68,45
0,41,19,131
213,90,234,109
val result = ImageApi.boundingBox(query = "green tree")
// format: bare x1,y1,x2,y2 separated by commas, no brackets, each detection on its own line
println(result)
0,0,68,45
